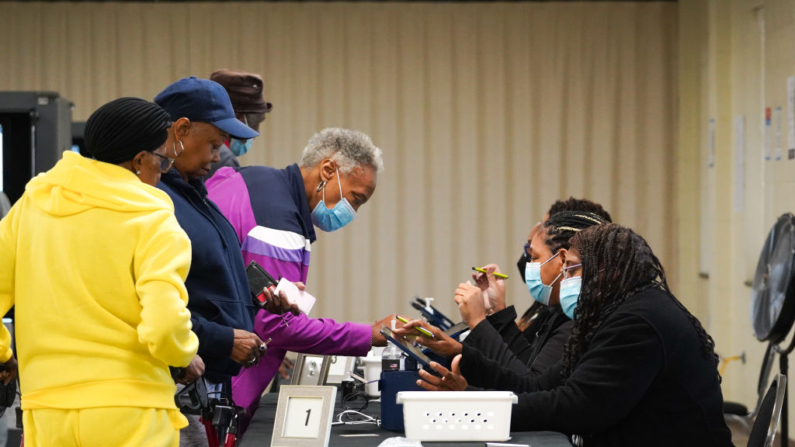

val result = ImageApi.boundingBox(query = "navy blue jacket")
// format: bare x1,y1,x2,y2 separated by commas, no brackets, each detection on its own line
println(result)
158,169,255,383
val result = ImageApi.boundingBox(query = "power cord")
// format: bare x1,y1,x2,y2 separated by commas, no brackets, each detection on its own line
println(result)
342,390,369,412
332,409,380,426
333,392,380,426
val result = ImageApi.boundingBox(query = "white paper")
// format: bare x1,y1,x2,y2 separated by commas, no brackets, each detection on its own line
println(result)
775,106,783,160
765,107,772,160
274,278,317,315
734,116,745,213
708,118,716,168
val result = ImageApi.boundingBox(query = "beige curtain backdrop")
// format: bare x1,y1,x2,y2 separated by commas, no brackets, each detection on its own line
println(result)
0,2,677,325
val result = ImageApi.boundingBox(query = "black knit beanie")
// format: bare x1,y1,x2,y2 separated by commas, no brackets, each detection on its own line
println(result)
84,97,172,164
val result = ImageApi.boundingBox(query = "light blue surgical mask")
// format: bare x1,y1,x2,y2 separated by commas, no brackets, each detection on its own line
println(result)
229,138,254,156
525,252,562,306
560,276,582,320
311,168,357,232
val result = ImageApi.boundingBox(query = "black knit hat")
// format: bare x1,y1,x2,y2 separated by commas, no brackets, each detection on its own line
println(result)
84,97,172,164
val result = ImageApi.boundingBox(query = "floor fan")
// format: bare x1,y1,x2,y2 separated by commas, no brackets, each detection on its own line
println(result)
751,213,795,443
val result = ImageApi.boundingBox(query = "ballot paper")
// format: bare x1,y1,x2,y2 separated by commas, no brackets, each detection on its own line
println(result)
274,278,317,315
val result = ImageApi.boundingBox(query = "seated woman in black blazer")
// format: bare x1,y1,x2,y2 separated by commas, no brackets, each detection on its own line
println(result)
416,224,733,447
397,212,607,378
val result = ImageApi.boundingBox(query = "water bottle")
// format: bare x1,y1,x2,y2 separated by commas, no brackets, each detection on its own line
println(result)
382,320,404,372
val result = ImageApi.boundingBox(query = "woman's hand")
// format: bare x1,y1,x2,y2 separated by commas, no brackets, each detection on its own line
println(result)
0,356,18,385
455,282,488,329
231,329,265,367
371,314,402,347
259,284,301,316
416,355,468,391
392,318,463,357
472,264,506,312
175,355,205,384
278,357,295,379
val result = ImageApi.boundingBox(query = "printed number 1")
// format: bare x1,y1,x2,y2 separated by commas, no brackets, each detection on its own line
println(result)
305,409,311,426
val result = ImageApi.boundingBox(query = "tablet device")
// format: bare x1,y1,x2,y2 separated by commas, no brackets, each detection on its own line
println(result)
420,322,470,358
443,321,470,339
414,297,456,328
380,326,434,369
411,301,452,330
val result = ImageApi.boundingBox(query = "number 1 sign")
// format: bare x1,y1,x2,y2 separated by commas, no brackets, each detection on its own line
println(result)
272,386,337,447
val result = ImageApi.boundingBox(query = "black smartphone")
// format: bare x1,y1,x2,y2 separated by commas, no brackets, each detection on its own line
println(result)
246,261,279,309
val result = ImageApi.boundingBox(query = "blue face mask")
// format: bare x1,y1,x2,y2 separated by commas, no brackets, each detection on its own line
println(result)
559,276,582,320
525,252,562,306
311,168,357,232
229,138,254,156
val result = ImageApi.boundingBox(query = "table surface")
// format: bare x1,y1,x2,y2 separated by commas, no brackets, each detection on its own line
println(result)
240,392,573,447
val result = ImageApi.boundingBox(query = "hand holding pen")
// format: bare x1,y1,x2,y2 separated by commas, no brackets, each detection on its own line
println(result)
393,318,463,358
472,264,507,312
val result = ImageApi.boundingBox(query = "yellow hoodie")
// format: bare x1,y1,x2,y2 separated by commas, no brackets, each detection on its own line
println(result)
0,152,198,411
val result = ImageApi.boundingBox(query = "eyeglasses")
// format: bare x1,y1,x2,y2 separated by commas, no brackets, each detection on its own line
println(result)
523,243,532,256
151,152,175,173
563,263,582,279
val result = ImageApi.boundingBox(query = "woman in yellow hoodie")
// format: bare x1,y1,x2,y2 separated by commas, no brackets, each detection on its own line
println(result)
0,98,202,447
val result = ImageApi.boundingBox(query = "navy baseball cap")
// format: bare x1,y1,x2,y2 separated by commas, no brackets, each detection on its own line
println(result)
154,76,259,140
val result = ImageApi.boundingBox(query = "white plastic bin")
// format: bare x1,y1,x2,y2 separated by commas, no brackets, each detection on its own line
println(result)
362,356,382,397
396,391,518,442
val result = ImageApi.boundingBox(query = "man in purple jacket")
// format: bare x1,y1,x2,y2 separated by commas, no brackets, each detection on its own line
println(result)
206,127,392,431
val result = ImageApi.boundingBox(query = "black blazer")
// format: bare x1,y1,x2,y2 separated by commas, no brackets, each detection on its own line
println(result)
461,288,733,447
465,304,572,376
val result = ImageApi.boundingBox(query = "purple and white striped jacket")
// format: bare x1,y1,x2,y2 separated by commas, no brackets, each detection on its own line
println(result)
206,165,371,430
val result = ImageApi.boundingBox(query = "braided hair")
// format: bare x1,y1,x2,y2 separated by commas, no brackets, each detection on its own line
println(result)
560,224,719,378
542,211,607,255
517,211,607,331
548,197,613,223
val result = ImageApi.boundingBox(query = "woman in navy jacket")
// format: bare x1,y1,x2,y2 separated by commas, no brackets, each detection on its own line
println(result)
155,77,268,390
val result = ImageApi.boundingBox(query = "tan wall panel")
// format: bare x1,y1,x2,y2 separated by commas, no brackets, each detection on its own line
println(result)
680,0,795,436
0,1,677,329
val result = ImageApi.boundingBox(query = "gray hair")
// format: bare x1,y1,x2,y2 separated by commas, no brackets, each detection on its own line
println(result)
300,128,384,175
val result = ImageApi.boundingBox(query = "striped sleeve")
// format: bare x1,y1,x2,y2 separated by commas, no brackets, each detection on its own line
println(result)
241,226,310,284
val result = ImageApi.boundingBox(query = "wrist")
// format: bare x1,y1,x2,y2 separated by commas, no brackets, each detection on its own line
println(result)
468,315,486,329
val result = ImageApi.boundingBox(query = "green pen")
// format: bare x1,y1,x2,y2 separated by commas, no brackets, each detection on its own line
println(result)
396,315,435,338
472,267,509,280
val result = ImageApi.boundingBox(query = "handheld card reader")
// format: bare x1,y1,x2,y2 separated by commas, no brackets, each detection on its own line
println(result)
245,261,278,309
417,297,456,328
380,326,437,371
442,321,470,340
411,297,455,330
417,321,470,367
